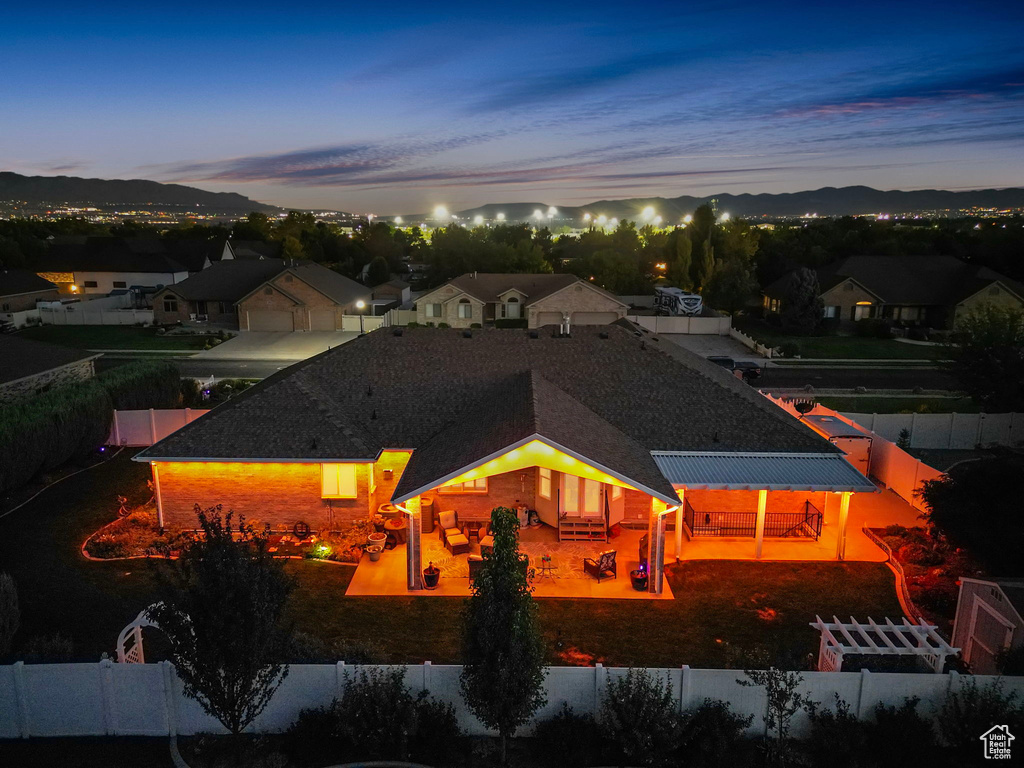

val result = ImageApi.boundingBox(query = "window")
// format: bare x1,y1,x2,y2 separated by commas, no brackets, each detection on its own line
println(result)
113,281,126,289
163,297,178,313
439,477,488,493
83,280,98,288
823,305,838,318
561,476,601,516
458,299,473,319
611,484,622,501
425,303,442,318
539,467,551,500
321,463,357,498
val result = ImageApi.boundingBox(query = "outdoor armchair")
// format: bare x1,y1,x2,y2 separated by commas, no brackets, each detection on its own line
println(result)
583,550,617,582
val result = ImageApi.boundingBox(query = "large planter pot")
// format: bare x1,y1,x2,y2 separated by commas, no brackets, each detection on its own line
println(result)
423,566,441,590
630,569,649,592
367,532,387,548
366,545,383,562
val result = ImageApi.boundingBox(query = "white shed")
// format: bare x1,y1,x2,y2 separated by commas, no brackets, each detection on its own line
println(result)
952,577,1024,674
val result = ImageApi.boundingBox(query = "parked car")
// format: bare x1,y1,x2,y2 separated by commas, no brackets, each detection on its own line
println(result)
707,356,762,382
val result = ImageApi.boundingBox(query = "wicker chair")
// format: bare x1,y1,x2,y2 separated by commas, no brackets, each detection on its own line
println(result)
438,509,469,555
583,550,617,582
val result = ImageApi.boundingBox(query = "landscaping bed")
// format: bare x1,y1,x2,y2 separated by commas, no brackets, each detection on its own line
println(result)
17,325,211,350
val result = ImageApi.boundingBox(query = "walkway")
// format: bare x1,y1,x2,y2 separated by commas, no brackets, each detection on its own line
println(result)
193,331,359,361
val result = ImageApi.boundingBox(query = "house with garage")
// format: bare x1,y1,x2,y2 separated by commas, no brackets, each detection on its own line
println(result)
0,269,59,312
153,259,286,328
415,273,628,328
0,335,99,403
236,261,371,331
135,321,879,597
762,255,1024,330
952,577,1024,674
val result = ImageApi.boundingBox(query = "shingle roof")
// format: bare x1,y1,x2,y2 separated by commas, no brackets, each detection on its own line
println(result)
41,237,191,274
157,259,286,302
423,273,625,307
230,240,282,260
136,323,838,466
0,269,57,297
287,262,370,306
0,335,98,385
392,370,679,503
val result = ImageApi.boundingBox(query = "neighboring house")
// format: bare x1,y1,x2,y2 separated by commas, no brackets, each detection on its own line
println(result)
36,237,211,295
0,269,59,312
0,335,99,403
372,278,411,305
952,577,1024,674
153,259,286,327
135,322,875,593
230,240,281,260
236,261,371,331
762,255,1024,329
415,273,628,328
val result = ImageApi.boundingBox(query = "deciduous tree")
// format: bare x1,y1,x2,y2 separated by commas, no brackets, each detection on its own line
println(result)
944,304,1024,411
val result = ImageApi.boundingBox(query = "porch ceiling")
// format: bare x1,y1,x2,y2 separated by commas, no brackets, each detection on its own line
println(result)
652,452,877,492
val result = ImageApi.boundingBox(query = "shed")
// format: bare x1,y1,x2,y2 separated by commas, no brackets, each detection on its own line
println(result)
802,414,873,477
952,577,1024,674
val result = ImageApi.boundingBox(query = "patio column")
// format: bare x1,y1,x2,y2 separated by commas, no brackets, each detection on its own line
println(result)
674,488,685,562
404,500,423,590
835,492,852,561
754,489,767,559
648,508,673,595
151,462,165,533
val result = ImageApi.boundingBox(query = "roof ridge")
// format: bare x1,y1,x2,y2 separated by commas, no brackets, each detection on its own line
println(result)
291,376,373,456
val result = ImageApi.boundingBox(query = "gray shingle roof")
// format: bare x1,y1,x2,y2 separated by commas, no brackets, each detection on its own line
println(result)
287,262,370,307
41,237,191,274
0,335,98,385
422,273,625,307
157,259,286,302
0,269,57,297
136,324,837,467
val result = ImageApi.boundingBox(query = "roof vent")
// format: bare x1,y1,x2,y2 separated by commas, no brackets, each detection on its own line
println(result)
529,330,539,339
311,437,318,449
371,409,378,420
463,330,472,338
599,331,609,339
366,385,373,397
640,340,646,350
393,328,403,337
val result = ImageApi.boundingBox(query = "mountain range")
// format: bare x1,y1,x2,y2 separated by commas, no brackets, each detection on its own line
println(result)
0,171,279,213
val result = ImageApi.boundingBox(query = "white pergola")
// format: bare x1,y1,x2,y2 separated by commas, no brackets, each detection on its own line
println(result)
811,615,959,673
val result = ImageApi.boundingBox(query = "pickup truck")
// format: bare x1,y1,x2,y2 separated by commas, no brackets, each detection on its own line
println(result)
706,356,762,382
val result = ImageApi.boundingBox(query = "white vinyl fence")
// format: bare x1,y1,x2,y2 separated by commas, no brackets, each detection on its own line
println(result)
0,308,40,329
340,314,385,333
383,308,417,326
730,327,775,358
109,409,210,447
840,411,1024,450
39,294,153,326
627,314,732,335
2,661,1018,740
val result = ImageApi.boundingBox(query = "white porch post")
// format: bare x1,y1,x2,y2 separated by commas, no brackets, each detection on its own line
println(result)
835,492,852,561
754,489,767,559
405,501,423,590
151,462,165,533
648,509,672,595
674,488,685,562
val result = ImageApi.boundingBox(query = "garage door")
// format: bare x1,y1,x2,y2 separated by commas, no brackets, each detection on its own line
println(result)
572,311,620,325
309,309,337,331
247,310,294,332
536,311,563,327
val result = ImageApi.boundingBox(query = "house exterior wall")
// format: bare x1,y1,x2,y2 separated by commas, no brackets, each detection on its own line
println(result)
155,461,373,531
236,272,361,330
819,280,878,323
415,286,485,328
0,359,95,403
955,287,1024,326
153,293,236,327
71,270,188,295
432,468,538,518
0,288,60,312
527,284,626,328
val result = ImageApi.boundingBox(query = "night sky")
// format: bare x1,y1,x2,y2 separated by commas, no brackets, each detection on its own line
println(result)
2,1,1022,213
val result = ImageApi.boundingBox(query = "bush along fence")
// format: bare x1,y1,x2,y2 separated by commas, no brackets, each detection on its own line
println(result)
0,361,183,495
2,661,1022,740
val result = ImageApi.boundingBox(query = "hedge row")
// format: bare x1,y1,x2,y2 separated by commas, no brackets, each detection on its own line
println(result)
0,361,182,495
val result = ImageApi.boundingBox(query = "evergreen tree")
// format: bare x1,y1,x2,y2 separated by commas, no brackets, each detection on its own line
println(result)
780,267,823,335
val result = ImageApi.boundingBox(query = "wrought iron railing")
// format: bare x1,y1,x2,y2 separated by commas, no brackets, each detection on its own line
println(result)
683,499,822,540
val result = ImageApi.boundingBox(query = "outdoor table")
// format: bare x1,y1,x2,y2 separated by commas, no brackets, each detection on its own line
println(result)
538,555,556,578
384,517,408,545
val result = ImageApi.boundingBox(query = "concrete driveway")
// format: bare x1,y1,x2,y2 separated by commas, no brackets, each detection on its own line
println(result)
659,334,764,362
195,331,360,361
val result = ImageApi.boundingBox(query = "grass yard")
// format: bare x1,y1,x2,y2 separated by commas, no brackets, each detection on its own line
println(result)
734,318,940,360
817,396,980,414
0,452,901,669
17,325,209,350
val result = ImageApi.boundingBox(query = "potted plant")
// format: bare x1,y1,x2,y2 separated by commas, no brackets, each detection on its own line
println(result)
630,566,648,591
423,562,441,589
367,531,386,548
366,544,384,562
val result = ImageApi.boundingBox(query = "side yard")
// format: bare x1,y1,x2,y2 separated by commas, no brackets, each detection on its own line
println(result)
735,317,939,359
0,452,902,669
17,326,210,350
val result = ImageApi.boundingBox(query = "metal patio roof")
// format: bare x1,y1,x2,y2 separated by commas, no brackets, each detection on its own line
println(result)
651,452,877,492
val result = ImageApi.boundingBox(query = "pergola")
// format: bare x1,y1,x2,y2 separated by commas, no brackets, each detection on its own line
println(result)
811,615,960,673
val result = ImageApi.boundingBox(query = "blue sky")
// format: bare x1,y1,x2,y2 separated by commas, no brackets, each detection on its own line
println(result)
2,1,1022,213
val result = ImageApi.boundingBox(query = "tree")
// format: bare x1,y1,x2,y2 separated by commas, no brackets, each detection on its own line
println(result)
780,267,823,335
703,258,758,315
281,235,304,263
148,505,294,737
460,506,546,765
739,667,810,767
919,454,1024,574
366,255,390,286
602,668,681,766
944,304,1024,411
665,229,692,290
0,573,18,659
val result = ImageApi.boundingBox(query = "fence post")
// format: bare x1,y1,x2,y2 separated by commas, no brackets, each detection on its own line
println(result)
679,665,691,714
13,660,30,738
423,660,431,693
976,414,985,446
149,409,157,445
100,658,116,735
112,410,121,446
162,661,178,737
336,661,346,700
594,663,604,716
856,668,870,719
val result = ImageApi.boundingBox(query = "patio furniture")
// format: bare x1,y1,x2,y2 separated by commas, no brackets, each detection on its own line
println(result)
468,555,484,581
538,555,556,578
438,509,467,554
479,523,494,556
583,550,617,582
445,532,470,555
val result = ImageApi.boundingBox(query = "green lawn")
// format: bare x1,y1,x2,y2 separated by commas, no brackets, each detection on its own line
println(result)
0,452,901,668
817,396,981,414
17,326,208,350
734,318,940,360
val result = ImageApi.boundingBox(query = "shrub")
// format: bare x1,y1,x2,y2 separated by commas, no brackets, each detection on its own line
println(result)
410,693,463,766
602,668,681,766
0,573,19,659
470,322,482,329
937,678,1024,762
777,341,801,358
98,360,182,409
532,703,608,768
678,699,753,767
437,322,450,328
865,697,940,764
801,695,865,768
907,326,930,341
405,321,420,328
855,318,892,339
286,631,385,664
21,633,74,663
494,318,528,329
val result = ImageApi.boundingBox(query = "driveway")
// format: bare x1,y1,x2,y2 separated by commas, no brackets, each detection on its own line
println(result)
194,331,360,361
659,334,763,362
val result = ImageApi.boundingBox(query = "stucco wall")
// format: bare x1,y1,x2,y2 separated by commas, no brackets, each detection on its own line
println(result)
0,359,95,403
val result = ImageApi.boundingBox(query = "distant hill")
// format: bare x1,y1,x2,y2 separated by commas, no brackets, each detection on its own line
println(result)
401,186,1024,222
0,171,279,213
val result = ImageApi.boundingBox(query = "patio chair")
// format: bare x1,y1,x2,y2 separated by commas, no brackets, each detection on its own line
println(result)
439,509,470,555
478,522,494,556
583,550,617,582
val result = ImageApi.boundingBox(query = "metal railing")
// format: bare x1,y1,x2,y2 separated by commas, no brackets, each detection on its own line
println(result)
683,499,822,540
